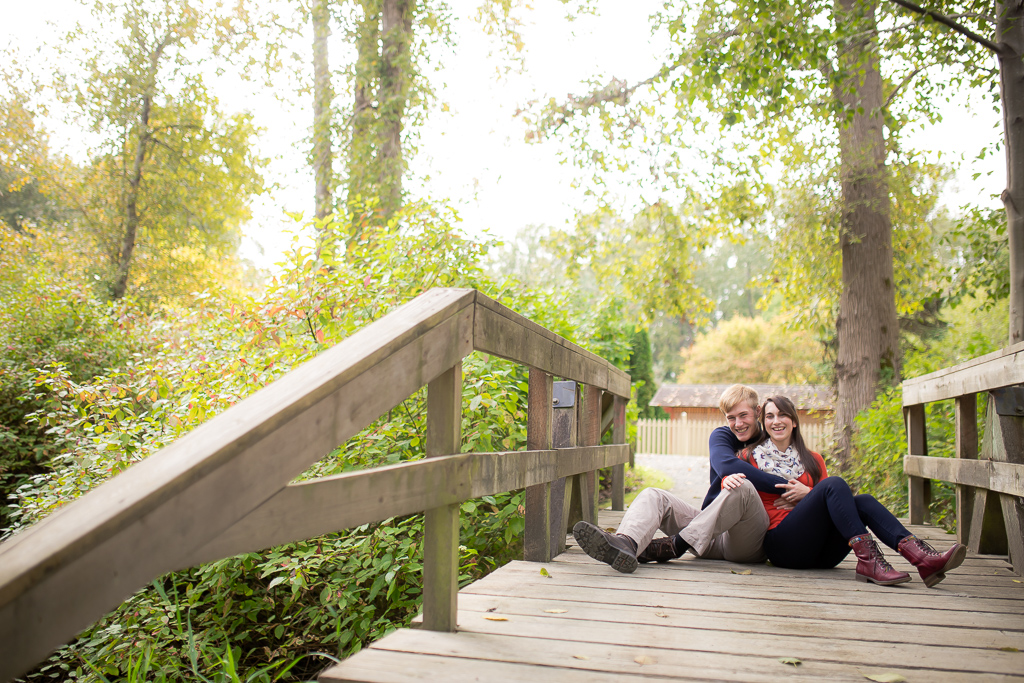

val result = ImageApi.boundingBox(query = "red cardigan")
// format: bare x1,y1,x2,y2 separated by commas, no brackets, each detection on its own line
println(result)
737,448,827,530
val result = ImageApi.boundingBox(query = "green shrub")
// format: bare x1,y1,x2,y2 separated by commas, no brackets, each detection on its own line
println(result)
11,205,632,681
0,233,133,532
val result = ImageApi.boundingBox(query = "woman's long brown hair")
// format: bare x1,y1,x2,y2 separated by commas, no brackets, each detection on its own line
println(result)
756,395,822,484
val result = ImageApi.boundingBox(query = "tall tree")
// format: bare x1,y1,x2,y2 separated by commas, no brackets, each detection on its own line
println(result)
378,0,414,219
831,0,902,463
59,0,265,300
525,0,969,464
338,0,555,235
312,0,334,221
343,0,416,228
881,0,1024,345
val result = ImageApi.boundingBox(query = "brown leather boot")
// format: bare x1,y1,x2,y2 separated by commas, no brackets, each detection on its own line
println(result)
572,521,638,573
637,535,683,563
849,535,911,586
897,535,967,588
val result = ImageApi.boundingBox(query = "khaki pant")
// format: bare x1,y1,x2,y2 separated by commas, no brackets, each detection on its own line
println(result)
616,480,769,563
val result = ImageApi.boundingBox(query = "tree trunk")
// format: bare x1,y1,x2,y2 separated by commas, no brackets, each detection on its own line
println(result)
111,40,168,300
832,0,901,466
998,1,1024,345
378,0,412,221
111,99,149,300
312,0,333,223
347,0,379,226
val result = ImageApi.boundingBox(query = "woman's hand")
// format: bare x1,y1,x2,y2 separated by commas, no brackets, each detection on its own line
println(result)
722,472,747,490
773,479,811,510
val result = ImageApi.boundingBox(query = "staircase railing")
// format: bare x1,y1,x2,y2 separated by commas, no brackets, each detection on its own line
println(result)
0,288,632,681
902,341,1024,573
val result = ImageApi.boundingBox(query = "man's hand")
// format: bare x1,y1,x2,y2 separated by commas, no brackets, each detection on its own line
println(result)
722,472,747,490
773,479,810,510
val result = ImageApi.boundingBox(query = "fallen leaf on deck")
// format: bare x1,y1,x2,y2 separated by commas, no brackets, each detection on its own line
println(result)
540,568,551,577
999,647,1020,652
573,655,590,660
484,616,508,621
544,609,568,613
634,655,655,666
1013,579,1022,584
778,657,801,667
731,569,752,575
863,673,907,682
604,528,616,533
654,612,669,618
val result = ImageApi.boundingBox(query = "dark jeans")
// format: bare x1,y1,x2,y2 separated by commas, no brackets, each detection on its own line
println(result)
763,476,911,569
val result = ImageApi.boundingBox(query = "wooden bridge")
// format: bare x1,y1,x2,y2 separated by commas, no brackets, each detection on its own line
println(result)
1,289,1022,682
323,514,1024,682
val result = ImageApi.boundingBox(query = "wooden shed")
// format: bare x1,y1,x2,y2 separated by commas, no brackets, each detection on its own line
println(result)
641,383,835,456
650,383,834,422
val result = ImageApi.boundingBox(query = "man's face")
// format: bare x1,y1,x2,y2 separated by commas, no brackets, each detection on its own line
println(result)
725,401,758,442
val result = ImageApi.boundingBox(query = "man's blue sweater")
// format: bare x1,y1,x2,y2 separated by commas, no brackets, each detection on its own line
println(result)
701,425,789,509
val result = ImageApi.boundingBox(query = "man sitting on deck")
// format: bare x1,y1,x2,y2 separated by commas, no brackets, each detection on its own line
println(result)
573,384,791,573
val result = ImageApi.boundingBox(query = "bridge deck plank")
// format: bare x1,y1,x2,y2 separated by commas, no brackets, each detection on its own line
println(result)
320,512,1024,682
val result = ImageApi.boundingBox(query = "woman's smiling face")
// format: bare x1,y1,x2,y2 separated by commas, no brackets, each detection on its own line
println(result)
763,400,794,449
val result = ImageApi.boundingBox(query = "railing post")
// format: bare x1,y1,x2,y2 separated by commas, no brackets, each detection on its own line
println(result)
566,385,601,532
955,394,979,546
611,395,626,511
981,390,1024,568
905,404,931,524
524,369,553,562
422,363,462,632
552,381,577,555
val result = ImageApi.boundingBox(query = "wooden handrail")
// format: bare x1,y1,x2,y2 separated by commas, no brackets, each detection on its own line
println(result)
901,342,1024,575
0,288,631,681
902,341,1024,405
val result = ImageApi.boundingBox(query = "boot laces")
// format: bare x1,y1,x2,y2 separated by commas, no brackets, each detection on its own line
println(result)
866,542,896,571
876,554,897,572
909,536,941,556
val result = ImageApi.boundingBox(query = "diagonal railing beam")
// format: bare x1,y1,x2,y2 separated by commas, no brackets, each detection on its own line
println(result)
0,289,476,681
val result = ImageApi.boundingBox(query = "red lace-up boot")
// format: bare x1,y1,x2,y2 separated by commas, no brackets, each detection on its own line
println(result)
849,535,911,586
897,535,967,588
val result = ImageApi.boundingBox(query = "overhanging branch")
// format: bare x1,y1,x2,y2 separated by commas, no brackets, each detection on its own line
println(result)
885,0,1002,54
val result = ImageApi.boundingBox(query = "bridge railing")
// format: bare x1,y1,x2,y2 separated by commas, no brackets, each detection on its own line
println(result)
902,341,1024,573
0,288,631,681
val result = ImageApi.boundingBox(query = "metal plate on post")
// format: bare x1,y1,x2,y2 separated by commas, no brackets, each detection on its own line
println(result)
991,386,1024,417
553,381,576,408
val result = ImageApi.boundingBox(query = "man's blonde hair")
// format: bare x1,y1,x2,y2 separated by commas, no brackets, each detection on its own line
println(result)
719,384,759,414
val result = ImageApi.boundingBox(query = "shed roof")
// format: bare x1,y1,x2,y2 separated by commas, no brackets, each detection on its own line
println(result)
650,384,834,411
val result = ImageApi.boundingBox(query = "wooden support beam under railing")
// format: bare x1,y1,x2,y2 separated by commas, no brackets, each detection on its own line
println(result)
551,380,577,556
611,396,627,511
422,363,462,632
955,394,980,546
905,404,931,525
566,384,602,533
524,369,554,563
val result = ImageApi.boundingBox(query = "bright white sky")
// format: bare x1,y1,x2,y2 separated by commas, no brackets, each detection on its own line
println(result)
2,1,1005,270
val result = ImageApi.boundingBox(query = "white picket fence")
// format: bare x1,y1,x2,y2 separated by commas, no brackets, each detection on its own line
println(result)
637,416,833,457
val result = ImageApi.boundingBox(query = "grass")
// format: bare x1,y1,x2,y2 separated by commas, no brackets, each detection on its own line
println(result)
624,464,674,505
599,463,675,509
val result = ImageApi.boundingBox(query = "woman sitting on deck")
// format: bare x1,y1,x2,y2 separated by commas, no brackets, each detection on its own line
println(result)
735,395,966,587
